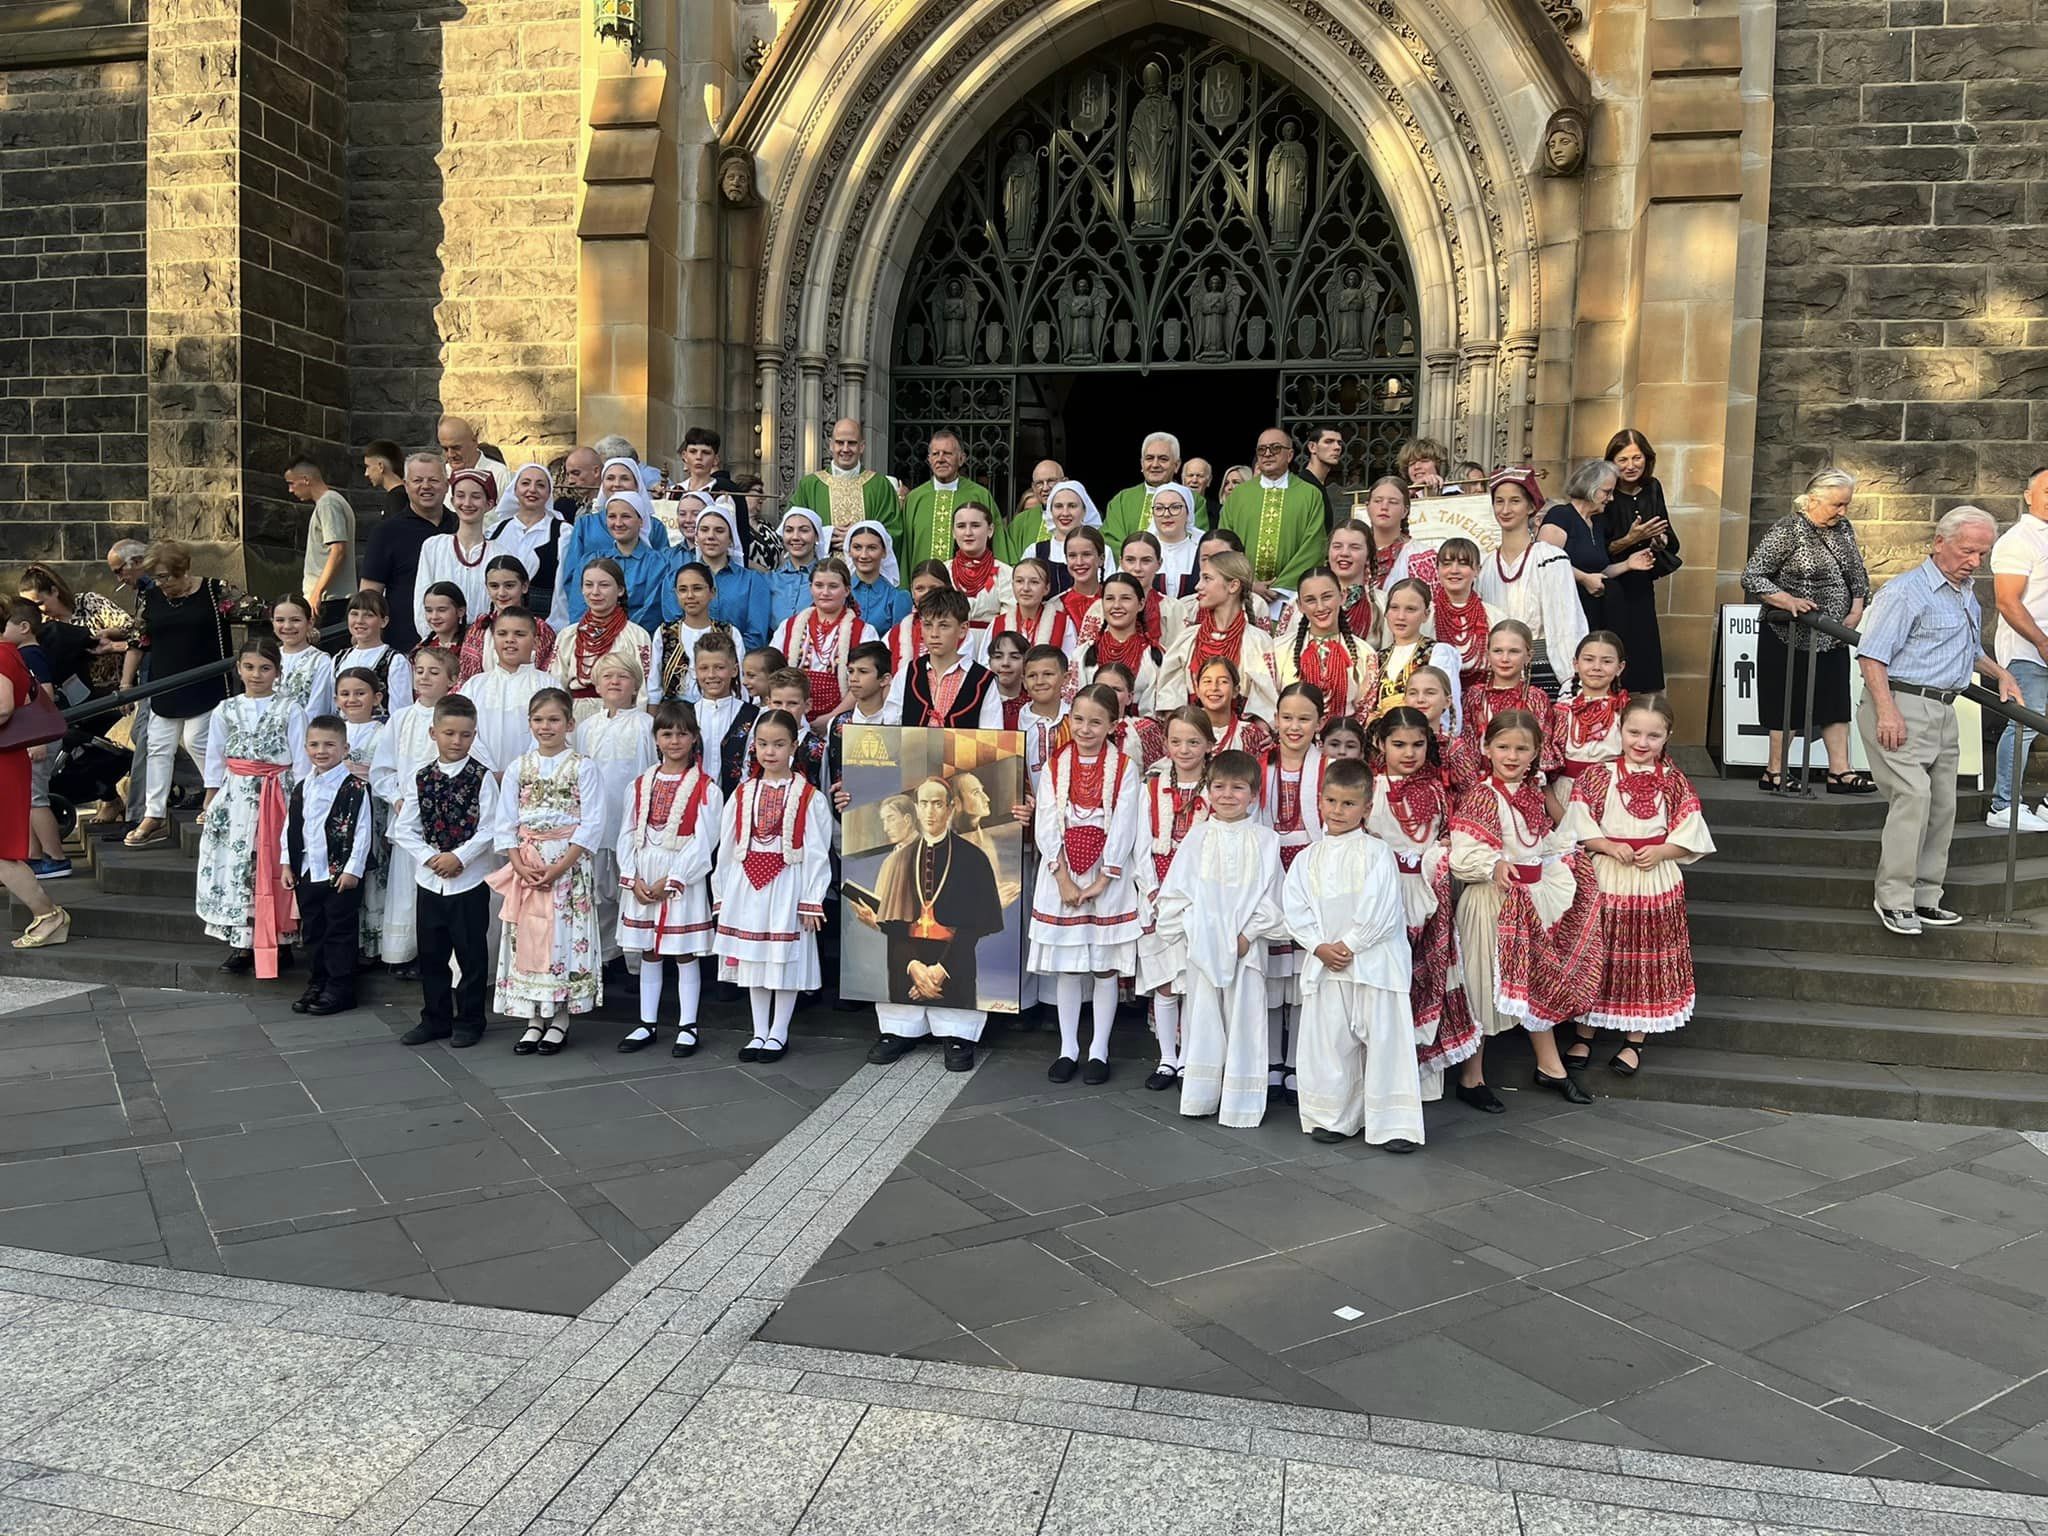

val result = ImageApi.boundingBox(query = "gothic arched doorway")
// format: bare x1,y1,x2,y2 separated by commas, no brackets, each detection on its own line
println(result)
888,27,1420,517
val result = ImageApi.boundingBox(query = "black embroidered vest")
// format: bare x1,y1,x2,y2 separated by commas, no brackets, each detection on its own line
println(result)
904,659,994,728
415,757,489,852
287,774,371,874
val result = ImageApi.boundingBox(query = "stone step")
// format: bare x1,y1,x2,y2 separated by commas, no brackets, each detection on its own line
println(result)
1692,775,1989,831
1683,857,2048,915
1692,943,2048,1017
1597,1046,2048,1130
1687,900,2048,965
89,844,200,901
10,888,209,943
1709,821,2048,870
1677,995,2048,1074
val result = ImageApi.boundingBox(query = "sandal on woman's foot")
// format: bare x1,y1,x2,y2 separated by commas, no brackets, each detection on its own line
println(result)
536,1023,568,1056
1534,1068,1594,1105
124,819,170,848
1826,769,1877,796
513,1025,544,1055
12,908,69,949
1757,771,1782,793
1610,1043,1644,1077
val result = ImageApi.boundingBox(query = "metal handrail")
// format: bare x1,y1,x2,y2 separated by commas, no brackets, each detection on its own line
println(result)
58,621,350,724
1792,608,2048,926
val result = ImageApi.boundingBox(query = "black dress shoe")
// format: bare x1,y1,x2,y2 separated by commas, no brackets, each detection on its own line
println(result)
535,1024,568,1056
514,1026,543,1056
1144,1067,1180,1091
1048,1055,1078,1084
1380,1138,1420,1155
1081,1058,1110,1086
401,1020,452,1046
867,1034,918,1065
738,1038,764,1063
1455,1080,1506,1114
944,1041,975,1072
754,1041,787,1064
672,1030,698,1058
290,998,313,1015
1534,1068,1594,1105
304,993,353,1016
218,949,255,974
1310,1126,1348,1144
618,1028,655,1054
450,1025,484,1049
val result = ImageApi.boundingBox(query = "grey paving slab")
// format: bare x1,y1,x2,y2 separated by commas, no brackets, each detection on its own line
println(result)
436,1242,633,1314
962,1147,1144,1215
0,1193,161,1256
1281,1460,1521,1535
889,1236,1114,1329
1887,1168,2048,1235
177,1123,352,1182
1812,1192,2021,1265
329,1107,498,1159
1291,1224,1513,1312
1721,1121,1915,1181
1311,1331,1584,1431
193,1163,382,1230
1601,1364,1898,1472
1182,1177,1381,1252
761,1269,968,1356
979,1296,1231,1386
1039,1431,1281,1534
1515,1493,1754,1534
1166,1255,1386,1354
1851,1278,2048,1373
1008,1097,1159,1148
397,1191,600,1270
1962,1232,2048,1299
1688,1224,1922,1309
672,1095,812,1150
914,1114,1064,1168
1311,1149,1510,1212
592,1161,747,1230
792,1404,1067,1536
1639,1143,1830,1203
1756,1314,2020,1426
0,1300,202,1443
222,1218,430,1288
1062,1204,1271,1284
1080,1127,1266,1189
1536,1170,1729,1239
1449,1297,1703,1411
355,1139,539,1204
544,1114,703,1172
0,1105,131,1153
1434,1190,1643,1271
1586,1255,1834,1351
833,1174,991,1251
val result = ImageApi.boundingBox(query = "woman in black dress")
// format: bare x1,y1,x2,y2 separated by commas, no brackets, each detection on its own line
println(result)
120,541,237,848
1602,429,1681,691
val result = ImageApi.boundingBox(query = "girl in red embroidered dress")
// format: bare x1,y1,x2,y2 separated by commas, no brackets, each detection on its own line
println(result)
1319,715,1367,762
1322,521,1383,643
1078,573,1162,713
1090,660,1165,772
1193,657,1273,762
1366,708,1479,1101
549,558,653,726
1133,707,1215,1094
1462,620,1553,746
1028,685,1143,1086
459,557,558,682
1361,477,1441,596
1545,629,1629,821
1059,527,1109,650
991,557,1078,661
947,499,1014,643
1278,568,1379,726
1158,550,1279,721
1448,710,1601,1113
1402,664,1483,796
1259,683,1327,1102
1557,693,1714,1075
1117,532,1173,646
771,557,879,733
418,582,469,664
1430,538,1499,687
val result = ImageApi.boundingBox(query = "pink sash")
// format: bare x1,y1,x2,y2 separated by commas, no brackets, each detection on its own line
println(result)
486,827,565,974
227,758,295,979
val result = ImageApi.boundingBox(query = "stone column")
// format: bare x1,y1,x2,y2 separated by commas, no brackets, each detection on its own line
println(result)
1461,344,1500,470
1421,351,1461,447
755,349,782,496
1503,333,1540,470
796,351,828,477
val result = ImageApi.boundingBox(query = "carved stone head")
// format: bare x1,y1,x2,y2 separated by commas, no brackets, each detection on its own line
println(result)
719,150,756,206
1539,106,1588,177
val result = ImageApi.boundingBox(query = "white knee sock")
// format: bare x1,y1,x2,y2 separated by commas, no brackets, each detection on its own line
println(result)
1152,995,1181,1070
1089,976,1118,1062
639,960,665,1026
1056,973,1086,1060
767,988,797,1047
675,962,701,1034
749,986,771,1041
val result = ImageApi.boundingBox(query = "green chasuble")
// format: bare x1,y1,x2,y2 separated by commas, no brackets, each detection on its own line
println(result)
1219,474,1329,590
903,477,997,563
1000,506,1047,565
790,468,903,553
1100,484,1167,558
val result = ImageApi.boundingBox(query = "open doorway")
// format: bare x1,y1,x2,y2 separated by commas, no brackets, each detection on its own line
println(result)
1016,368,1279,507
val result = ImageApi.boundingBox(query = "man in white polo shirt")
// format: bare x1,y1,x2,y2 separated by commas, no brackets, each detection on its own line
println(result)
1989,466,2048,829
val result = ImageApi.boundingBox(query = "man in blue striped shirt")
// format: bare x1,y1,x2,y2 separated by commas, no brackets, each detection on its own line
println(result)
1857,505,2023,935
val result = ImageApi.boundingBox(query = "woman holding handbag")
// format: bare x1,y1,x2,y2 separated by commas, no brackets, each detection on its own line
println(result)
0,631,69,947
1602,430,1680,692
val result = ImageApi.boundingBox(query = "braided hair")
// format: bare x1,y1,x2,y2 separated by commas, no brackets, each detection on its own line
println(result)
1291,566,1361,677
1368,704,1444,774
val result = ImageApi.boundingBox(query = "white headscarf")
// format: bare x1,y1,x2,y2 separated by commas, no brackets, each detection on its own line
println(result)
601,488,656,540
695,500,744,564
846,518,901,585
1146,482,1197,539
494,462,556,522
1045,479,1104,530
779,507,826,565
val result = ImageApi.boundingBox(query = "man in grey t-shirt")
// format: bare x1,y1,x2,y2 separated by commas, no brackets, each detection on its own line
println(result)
286,456,357,641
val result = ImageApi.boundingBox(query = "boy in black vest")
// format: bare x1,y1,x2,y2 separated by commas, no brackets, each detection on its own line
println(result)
887,588,995,726
391,695,501,1047
285,716,374,1015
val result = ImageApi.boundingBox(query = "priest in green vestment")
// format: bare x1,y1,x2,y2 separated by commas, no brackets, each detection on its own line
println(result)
1100,431,1186,556
789,416,904,557
902,429,997,563
1219,429,1330,595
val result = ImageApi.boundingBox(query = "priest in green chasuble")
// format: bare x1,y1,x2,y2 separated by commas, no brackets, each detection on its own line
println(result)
1220,428,1330,596
902,429,997,562
789,416,903,556
1100,430,1187,556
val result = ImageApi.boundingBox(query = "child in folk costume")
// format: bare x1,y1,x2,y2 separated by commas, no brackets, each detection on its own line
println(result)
977,630,1030,730
1057,527,1109,646
335,667,389,964
1322,521,1384,644
339,591,411,716
198,637,312,977
1077,573,1163,713
1320,715,1367,761
1461,620,1552,747
1558,694,1714,1078
574,653,657,962
827,642,899,808
948,499,1014,646
692,630,753,796
1158,550,1279,721
459,556,557,682
1403,665,1483,796
1284,757,1424,1149
372,648,491,974
488,688,608,1050
1366,708,1479,1104
1155,749,1286,1128
1546,630,1629,821
461,608,549,771
761,671,829,790
887,588,996,727
772,556,879,732
1029,684,1143,1085
657,562,743,703
992,556,1079,660
883,562,953,676
1277,568,1379,727
1193,656,1273,760
1431,538,1500,690
418,582,470,663
1133,707,1214,1093
551,558,653,725
713,709,833,1063
1090,661,1166,773
1372,578,1463,731
1023,482,1103,595
1448,710,1601,1112
283,716,374,1016
271,594,336,720
1117,532,1178,646
615,699,723,1058
1259,683,1327,1103
391,695,500,1048
1015,645,1073,784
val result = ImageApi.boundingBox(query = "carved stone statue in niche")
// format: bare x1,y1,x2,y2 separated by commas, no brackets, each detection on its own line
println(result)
1056,274,1107,362
1191,270,1243,362
1331,266,1380,357
939,278,979,364
1265,119,1309,249
1539,106,1588,177
1000,131,1038,258
1127,61,1176,232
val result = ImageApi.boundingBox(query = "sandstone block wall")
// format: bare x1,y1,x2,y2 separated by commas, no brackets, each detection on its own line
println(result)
0,60,148,580
346,0,581,471
1755,0,2047,577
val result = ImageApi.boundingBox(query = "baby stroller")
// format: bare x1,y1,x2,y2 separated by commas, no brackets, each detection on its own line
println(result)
46,727,131,841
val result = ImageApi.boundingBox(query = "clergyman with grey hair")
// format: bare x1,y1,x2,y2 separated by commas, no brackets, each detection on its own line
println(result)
1855,503,2023,936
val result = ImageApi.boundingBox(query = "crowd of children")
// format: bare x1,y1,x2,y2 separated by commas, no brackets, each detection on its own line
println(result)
190,519,1711,1148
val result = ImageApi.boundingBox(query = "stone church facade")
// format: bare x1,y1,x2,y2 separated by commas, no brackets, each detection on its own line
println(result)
1,0,2039,741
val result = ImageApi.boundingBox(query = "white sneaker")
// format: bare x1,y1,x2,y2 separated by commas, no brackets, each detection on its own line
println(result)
1987,806,2048,832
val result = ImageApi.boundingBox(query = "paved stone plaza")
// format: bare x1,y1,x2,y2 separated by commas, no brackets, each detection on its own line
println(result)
4,979,2048,1534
